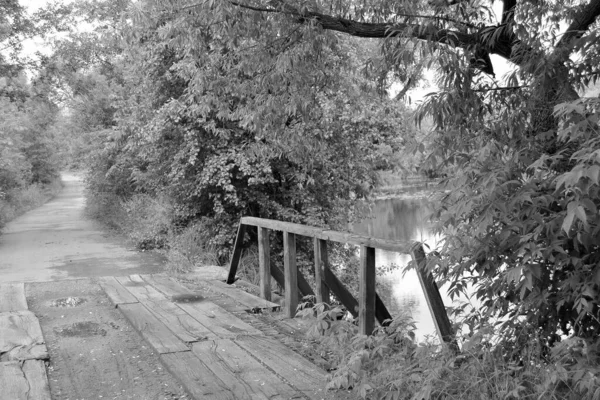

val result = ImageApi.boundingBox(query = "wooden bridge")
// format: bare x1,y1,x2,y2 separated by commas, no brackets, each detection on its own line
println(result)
227,217,456,345
0,217,455,400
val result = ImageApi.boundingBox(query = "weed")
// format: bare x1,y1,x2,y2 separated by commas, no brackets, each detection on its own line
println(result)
0,177,63,231
166,220,220,273
298,302,600,400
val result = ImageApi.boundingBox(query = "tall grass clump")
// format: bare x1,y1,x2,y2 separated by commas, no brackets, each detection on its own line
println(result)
297,302,600,400
85,191,172,250
85,189,223,272
166,219,220,273
0,178,63,231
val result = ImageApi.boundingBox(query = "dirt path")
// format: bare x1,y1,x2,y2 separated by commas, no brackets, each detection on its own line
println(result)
0,172,165,282
0,173,190,399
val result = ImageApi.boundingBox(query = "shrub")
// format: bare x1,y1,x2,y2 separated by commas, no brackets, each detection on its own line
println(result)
298,302,600,400
0,177,63,231
166,219,220,273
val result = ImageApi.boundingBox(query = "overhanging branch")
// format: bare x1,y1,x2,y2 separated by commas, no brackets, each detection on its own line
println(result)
228,0,514,65
555,0,600,48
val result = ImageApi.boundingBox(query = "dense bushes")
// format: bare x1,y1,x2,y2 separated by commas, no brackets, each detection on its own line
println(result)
0,77,62,230
0,179,63,230
298,302,600,400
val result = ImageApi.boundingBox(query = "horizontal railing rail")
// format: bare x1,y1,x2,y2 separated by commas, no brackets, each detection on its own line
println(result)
227,217,457,347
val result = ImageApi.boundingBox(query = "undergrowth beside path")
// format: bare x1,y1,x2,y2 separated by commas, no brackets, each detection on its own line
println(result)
0,177,63,232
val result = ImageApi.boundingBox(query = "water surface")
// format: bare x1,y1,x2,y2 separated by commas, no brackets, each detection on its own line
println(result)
353,194,446,340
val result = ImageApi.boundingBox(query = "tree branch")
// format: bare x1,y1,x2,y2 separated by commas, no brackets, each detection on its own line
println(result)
229,1,513,64
555,0,600,48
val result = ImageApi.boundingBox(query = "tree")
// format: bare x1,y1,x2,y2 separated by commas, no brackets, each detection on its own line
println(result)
75,0,411,264
164,0,600,348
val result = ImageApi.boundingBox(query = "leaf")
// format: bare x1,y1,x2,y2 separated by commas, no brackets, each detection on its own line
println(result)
506,266,522,284
562,202,577,233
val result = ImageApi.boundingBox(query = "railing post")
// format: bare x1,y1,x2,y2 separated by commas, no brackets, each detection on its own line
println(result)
359,246,376,335
411,244,458,351
226,223,246,284
313,238,330,304
258,227,271,301
283,232,298,318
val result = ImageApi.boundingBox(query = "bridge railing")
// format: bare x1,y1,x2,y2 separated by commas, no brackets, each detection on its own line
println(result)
226,216,456,346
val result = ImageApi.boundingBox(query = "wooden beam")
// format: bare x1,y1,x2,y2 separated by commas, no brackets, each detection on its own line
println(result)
258,227,272,301
283,232,298,318
269,263,314,300
359,246,376,335
322,265,359,317
226,223,246,284
411,245,458,350
375,293,393,326
240,217,412,253
313,238,330,304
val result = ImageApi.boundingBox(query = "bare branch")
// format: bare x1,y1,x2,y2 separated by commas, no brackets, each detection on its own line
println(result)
473,85,526,92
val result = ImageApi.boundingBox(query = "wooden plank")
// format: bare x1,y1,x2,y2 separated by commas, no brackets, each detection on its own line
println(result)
22,360,52,400
0,311,48,362
192,340,301,399
411,245,458,351
186,280,249,313
270,263,315,299
176,299,264,338
141,274,194,297
283,232,298,318
359,246,376,335
313,238,330,304
116,276,215,342
322,266,359,317
258,227,272,301
208,280,279,311
142,274,263,337
0,360,51,400
0,283,27,312
98,276,139,305
226,223,246,284
161,352,235,400
0,361,29,399
118,303,189,354
234,335,327,395
241,216,413,253
375,293,393,327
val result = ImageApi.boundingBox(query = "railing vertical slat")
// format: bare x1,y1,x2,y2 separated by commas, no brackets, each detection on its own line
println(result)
411,245,458,350
359,246,376,335
313,238,330,304
226,223,246,284
258,227,271,301
283,232,298,318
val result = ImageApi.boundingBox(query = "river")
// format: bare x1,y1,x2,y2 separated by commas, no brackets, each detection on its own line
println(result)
352,191,451,340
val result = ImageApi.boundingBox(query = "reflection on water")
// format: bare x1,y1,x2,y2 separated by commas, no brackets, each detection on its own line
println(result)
353,195,443,340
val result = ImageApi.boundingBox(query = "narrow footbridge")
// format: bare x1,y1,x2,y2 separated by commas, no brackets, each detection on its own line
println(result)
0,217,456,400
227,217,456,345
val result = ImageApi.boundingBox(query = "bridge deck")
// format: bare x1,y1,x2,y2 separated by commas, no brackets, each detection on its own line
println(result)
105,273,329,400
0,274,331,400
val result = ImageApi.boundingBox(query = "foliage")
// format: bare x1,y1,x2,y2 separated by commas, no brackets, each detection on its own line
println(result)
0,179,63,230
73,0,412,268
165,219,221,273
298,302,600,399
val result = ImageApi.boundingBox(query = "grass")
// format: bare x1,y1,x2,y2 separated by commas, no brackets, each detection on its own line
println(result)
0,177,63,231
85,191,224,274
